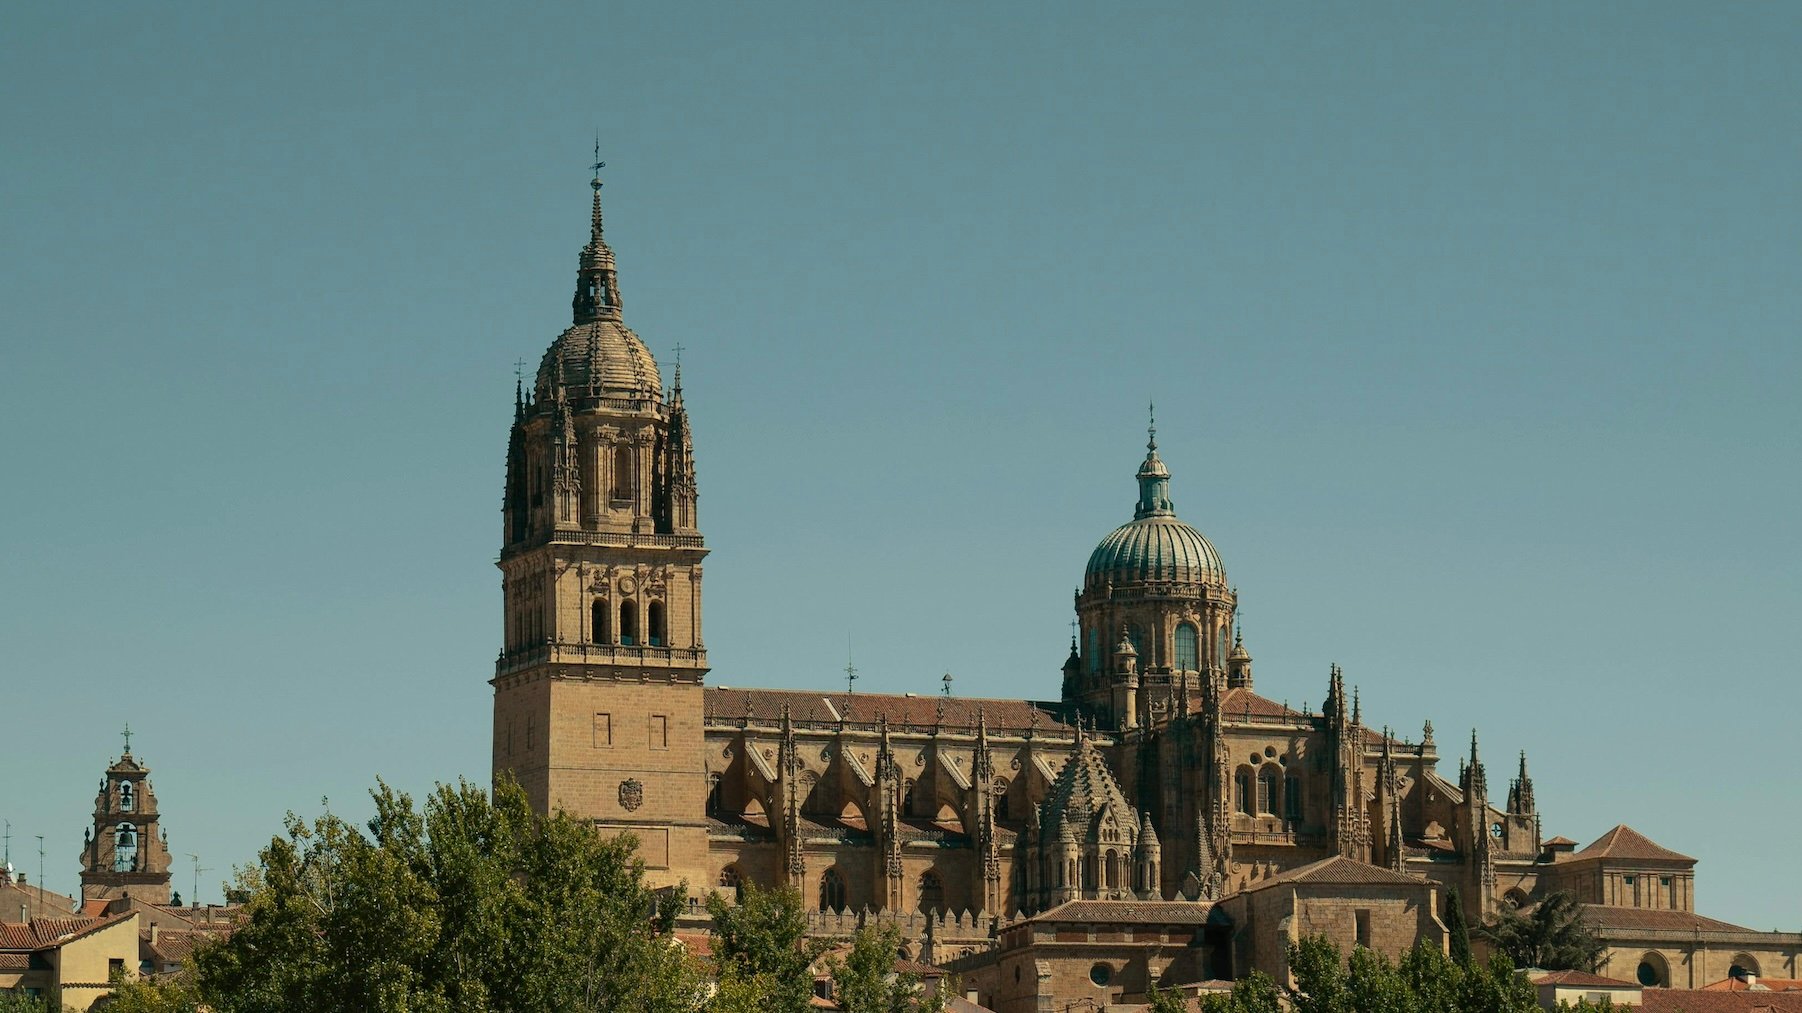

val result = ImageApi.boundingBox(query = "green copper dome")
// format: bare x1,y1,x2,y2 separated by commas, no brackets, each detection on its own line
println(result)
1084,426,1226,590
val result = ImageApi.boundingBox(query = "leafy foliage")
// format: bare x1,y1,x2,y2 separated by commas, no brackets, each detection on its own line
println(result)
1201,935,1542,1013
1478,891,1605,972
827,922,946,1013
0,992,58,1013
187,776,701,1013
1447,886,1474,967
705,880,829,1013
104,968,204,1013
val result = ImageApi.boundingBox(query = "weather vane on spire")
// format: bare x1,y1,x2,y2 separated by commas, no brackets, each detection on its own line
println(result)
122,723,132,755
1147,400,1157,451
844,644,858,695
591,135,605,180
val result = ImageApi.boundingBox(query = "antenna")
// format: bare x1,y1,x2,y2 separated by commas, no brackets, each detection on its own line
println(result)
3,819,10,867
34,836,45,919
187,854,210,908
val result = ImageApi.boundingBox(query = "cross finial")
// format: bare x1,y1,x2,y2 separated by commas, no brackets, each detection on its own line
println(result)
672,342,685,390
591,135,605,181
845,655,858,695
1147,400,1157,452
122,723,132,755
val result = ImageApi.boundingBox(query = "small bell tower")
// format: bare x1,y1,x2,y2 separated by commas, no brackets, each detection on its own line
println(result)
79,726,172,904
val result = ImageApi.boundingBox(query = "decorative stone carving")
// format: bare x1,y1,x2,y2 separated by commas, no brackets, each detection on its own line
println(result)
619,779,644,812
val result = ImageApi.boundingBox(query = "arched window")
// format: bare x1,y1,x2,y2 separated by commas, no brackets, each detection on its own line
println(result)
1730,955,1760,981
902,780,917,817
820,867,847,912
619,601,637,646
1258,767,1280,815
647,601,666,647
917,870,944,914
1087,628,1100,674
113,823,138,872
611,445,633,501
706,774,722,816
1284,776,1302,821
1082,855,1096,892
992,779,1010,821
118,781,134,812
1175,624,1200,672
592,600,610,643
1235,769,1253,815
1105,850,1120,889
1636,953,1668,988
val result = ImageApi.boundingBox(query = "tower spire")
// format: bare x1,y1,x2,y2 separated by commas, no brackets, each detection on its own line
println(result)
572,148,622,325
1133,411,1175,519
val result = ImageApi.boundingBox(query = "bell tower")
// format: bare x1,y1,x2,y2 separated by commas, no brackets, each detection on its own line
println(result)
492,162,708,889
79,727,172,904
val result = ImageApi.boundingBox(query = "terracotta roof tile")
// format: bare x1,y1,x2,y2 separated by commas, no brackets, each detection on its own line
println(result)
1245,856,1425,891
1544,835,1580,847
1574,825,1696,864
1704,978,1802,993
1641,990,1802,1013
1221,689,1293,721
705,688,1075,734
1026,900,1216,925
1533,970,1638,987
1583,905,1755,934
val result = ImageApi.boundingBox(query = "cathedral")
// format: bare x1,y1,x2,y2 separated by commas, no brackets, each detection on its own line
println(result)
490,169,1801,1006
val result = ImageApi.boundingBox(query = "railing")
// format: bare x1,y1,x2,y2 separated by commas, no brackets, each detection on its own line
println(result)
550,529,705,549
495,642,708,676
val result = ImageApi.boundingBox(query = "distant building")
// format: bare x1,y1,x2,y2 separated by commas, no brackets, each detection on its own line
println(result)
0,912,140,1011
78,736,172,906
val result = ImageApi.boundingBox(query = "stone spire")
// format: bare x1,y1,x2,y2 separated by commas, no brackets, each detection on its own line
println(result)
1507,749,1535,815
572,154,623,325
1134,402,1175,519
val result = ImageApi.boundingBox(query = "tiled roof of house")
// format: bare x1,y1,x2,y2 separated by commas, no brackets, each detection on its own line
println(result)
704,688,1075,734
1704,978,1802,992
1532,969,1637,987
1641,990,1802,1012
1244,856,1425,891
146,929,209,965
1583,905,1754,934
0,913,133,952
1026,899,1216,925
1544,835,1580,847
1573,825,1696,864
1221,688,1293,721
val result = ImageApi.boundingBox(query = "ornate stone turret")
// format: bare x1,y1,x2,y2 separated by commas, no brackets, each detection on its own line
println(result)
1459,730,1497,919
1025,735,1150,910
1507,750,1535,816
491,164,710,888
79,730,172,905
1226,626,1252,690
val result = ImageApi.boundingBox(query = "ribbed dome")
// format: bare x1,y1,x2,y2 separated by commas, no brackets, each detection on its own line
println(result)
1084,422,1225,589
1086,515,1225,588
536,320,661,398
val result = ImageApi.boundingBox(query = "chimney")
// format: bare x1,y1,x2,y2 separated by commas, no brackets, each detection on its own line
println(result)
150,923,160,946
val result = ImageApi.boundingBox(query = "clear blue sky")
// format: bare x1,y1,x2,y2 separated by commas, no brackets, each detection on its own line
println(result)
4,3,1797,929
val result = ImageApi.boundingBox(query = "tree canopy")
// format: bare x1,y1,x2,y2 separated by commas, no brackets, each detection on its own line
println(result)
1478,891,1606,972
1196,935,1614,1013
175,777,701,1013
705,880,826,1013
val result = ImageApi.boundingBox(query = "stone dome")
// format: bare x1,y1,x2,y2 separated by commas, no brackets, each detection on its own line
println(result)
1040,737,1139,847
535,320,661,399
1085,514,1225,589
1084,430,1225,589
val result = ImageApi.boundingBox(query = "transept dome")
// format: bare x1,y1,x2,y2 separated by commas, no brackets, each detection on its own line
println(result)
1083,423,1225,590
535,320,661,398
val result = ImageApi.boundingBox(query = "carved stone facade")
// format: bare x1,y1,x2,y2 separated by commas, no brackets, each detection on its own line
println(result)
492,174,1799,993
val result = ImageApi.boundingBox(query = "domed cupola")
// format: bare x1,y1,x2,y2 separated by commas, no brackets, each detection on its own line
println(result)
1068,410,1238,730
533,162,662,402
1083,418,1225,592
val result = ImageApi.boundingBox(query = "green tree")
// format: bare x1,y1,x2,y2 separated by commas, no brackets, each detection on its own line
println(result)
0,992,57,1013
827,922,946,1013
1145,980,1190,1013
1233,935,1541,1013
1446,886,1474,967
190,776,701,1013
105,968,204,1013
1478,891,1605,972
706,881,826,1013
1196,971,1283,1013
